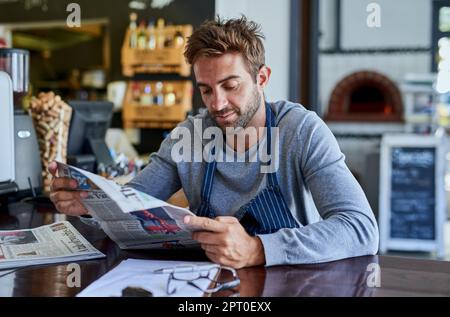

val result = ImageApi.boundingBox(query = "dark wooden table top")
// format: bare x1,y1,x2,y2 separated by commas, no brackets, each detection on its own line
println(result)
1,201,450,297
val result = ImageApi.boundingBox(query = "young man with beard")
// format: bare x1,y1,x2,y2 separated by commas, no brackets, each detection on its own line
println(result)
48,16,379,268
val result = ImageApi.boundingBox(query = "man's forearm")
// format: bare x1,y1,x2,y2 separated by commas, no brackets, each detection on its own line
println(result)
257,213,379,266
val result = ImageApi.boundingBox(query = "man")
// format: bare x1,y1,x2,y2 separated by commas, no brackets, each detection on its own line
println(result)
49,16,379,269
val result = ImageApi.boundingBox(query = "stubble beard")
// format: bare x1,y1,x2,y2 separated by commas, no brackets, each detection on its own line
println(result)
212,87,262,133
234,88,262,129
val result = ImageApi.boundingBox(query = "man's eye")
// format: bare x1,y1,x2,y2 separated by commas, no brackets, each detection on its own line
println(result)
200,89,211,95
224,85,238,91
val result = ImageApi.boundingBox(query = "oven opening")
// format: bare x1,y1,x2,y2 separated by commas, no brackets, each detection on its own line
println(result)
348,85,391,114
326,71,402,122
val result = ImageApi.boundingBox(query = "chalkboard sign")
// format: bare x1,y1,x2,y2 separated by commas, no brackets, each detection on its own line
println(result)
390,147,436,240
379,134,446,258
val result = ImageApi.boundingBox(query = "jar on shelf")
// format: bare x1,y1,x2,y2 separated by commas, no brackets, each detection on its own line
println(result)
164,84,176,106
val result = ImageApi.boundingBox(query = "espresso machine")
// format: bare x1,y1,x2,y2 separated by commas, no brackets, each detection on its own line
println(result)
0,48,42,199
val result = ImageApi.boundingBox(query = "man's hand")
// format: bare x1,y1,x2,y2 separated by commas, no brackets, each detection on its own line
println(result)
185,215,266,269
48,161,89,216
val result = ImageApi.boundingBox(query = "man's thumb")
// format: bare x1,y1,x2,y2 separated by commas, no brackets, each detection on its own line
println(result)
48,161,58,176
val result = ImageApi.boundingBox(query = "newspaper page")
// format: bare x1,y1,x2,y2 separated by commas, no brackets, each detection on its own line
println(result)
0,221,105,269
56,162,201,250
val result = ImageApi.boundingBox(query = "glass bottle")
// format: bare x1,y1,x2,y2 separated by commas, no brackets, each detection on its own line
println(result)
140,83,153,106
164,22,174,48
164,84,176,106
156,18,166,49
154,81,164,106
137,20,147,50
131,82,141,104
129,13,138,49
147,20,156,50
173,26,184,48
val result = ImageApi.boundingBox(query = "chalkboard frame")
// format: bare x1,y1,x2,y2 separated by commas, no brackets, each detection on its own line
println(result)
379,134,446,258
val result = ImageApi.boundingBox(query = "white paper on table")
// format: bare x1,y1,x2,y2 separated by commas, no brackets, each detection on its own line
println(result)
77,259,218,297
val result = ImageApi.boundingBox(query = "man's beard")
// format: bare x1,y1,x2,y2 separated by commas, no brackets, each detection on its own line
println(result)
212,88,262,130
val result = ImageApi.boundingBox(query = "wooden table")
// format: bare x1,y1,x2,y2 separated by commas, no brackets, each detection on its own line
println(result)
1,201,450,297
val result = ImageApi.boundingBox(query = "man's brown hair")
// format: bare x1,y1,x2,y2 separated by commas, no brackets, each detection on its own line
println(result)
184,16,265,81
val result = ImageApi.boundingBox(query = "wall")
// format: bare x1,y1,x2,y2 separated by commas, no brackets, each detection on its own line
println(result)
215,0,291,102
341,0,431,49
318,0,433,117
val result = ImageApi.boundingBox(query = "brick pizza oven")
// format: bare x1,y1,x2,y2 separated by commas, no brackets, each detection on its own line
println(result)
325,71,403,122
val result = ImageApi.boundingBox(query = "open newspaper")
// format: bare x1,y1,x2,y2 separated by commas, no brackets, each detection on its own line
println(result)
56,162,201,250
0,221,105,269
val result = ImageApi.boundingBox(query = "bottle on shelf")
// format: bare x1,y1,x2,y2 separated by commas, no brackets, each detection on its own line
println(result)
129,13,138,49
140,83,153,106
156,18,166,49
131,82,141,103
154,81,164,106
137,20,148,50
147,20,156,50
164,24,174,48
164,84,176,106
173,26,185,48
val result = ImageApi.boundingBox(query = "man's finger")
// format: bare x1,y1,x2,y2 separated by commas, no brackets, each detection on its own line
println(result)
48,161,58,177
50,190,85,203
55,200,87,216
201,244,224,255
193,231,222,244
215,216,239,224
184,215,227,232
202,244,218,254
51,178,78,191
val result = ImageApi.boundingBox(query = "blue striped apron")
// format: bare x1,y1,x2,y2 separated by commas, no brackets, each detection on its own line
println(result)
195,103,300,235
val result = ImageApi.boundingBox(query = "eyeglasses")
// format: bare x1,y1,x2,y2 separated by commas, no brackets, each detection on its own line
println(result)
166,266,240,296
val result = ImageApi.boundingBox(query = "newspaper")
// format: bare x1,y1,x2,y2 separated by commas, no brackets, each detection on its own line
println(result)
56,162,201,250
0,221,105,270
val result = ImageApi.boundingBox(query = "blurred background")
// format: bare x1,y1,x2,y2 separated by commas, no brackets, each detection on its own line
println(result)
0,0,449,260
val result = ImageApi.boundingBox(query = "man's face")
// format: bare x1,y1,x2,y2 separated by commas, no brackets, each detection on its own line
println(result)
193,53,262,130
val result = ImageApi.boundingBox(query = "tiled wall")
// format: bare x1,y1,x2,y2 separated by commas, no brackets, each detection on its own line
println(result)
319,52,432,117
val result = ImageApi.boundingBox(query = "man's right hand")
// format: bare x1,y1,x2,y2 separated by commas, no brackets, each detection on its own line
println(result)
48,161,89,216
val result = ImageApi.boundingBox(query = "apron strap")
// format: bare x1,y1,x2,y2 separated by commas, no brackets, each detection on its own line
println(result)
264,103,279,188
200,146,217,204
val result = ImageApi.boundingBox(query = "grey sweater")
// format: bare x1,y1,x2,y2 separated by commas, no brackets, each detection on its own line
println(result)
128,100,379,266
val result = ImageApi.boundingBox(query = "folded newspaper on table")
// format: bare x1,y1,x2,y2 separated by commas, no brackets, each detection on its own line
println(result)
0,221,105,270
56,161,201,250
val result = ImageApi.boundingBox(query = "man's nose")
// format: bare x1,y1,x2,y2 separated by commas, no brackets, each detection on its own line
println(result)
210,90,228,112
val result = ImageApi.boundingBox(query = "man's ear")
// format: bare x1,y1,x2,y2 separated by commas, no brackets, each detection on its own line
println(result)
257,65,271,89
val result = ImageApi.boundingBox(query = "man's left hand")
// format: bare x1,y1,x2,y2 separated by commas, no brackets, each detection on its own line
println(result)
185,215,265,269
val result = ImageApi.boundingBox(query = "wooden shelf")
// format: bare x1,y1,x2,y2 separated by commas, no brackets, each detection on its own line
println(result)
122,80,193,129
121,25,193,77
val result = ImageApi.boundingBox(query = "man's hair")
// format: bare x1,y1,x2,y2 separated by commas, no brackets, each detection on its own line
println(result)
184,16,265,80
